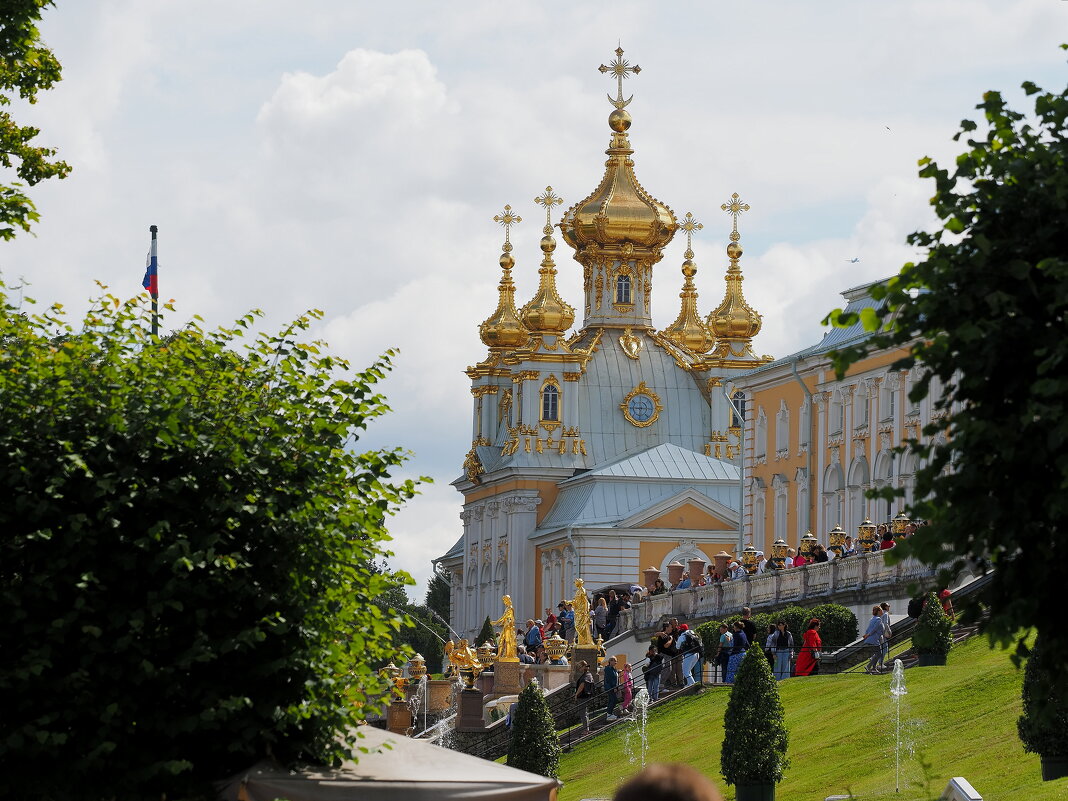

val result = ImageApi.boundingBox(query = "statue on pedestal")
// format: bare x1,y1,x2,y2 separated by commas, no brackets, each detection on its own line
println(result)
573,578,594,646
491,594,519,662
444,638,483,689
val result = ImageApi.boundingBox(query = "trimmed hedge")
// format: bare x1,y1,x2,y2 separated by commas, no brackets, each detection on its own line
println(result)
696,602,858,659
1018,635,1068,760
721,644,789,785
507,681,561,778
912,591,952,655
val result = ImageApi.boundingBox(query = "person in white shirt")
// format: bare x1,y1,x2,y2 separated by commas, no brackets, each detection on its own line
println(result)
756,551,767,573
784,548,796,568
876,602,893,670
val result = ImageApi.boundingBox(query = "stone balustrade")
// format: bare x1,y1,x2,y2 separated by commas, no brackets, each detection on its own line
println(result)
621,551,937,635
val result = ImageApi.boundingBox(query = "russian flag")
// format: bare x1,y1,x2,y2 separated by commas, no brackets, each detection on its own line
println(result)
142,232,158,297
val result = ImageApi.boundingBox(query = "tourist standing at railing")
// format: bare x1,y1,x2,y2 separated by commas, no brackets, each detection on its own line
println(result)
795,618,822,676
677,624,701,686
756,551,767,573
603,656,620,721
879,529,896,550
706,565,720,584
557,601,574,642
876,601,893,671
643,643,664,701
771,620,795,680
784,549,796,567
593,596,608,638
543,607,557,635
575,660,595,733
523,619,543,652
675,572,692,590
813,544,830,563
843,536,857,556
651,578,667,595
620,662,634,713
668,618,686,687
794,550,809,567
740,607,757,649
862,606,885,674
724,621,749,683
606,589,621,637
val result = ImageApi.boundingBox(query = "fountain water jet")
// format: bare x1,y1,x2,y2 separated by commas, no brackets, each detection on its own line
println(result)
890,658,908,793
621,689,651,771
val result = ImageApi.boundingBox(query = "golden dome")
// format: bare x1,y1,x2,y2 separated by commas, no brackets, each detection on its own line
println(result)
661,212,714,354
520,188,576,335
479,205,530,350
708,194,763,343
560,49,676,256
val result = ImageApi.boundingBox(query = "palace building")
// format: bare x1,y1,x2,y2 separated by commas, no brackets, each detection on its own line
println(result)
436,48,775,638
729,279,953,556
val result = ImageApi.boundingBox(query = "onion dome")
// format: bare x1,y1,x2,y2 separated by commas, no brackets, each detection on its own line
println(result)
560,48,676,256
520,187,575,335
479,205,530,349
661,212,714,354
707,193,763,343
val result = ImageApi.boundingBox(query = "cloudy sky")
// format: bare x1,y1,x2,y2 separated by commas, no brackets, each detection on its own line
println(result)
5,0,1065,598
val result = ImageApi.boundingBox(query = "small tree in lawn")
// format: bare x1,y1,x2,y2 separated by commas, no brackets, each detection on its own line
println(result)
721,645,789,792
507,680,560,778
1018,634,1068,780
477,615,497,649
912,592,952,659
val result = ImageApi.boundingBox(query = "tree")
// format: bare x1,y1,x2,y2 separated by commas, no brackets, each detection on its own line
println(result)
721,645,789,792
506,680,560,779
825,57,1068,690
912,592,952,665
1018,635,1068,780
0,283,420,799
0,1,72,239
477,615,497,648
425,563,451,624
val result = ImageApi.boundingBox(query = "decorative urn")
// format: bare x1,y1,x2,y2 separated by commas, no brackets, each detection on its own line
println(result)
408,653,427,682
857,519,878,553
828,525,846,558
545,633,567,662
891,511,911,538
741,543,758,575
770,538,788,570
799,531,818,560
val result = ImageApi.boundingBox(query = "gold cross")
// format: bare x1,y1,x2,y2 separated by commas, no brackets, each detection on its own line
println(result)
493,204,522,248
720,192,750,237
598,46,641,109
534,186,563,234
679,211,703,259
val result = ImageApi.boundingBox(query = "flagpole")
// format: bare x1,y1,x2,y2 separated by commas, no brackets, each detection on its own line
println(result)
149,224,158,337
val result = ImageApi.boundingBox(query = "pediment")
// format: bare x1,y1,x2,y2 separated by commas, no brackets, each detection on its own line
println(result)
618,487,738,530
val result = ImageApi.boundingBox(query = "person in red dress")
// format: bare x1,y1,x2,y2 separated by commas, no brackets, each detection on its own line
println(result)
795,618,822,676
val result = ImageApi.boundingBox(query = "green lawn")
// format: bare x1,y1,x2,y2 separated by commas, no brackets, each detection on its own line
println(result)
557,636,1066,800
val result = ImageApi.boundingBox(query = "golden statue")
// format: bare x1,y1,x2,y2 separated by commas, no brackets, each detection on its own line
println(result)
491,594,519,663
444,638,483,689
573,578,594,646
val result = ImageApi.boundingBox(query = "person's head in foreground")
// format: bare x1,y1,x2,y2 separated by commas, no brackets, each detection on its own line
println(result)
614,763,724,801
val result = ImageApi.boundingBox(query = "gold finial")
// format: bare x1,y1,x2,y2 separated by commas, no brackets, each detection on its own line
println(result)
679,211,703,259
493,204,522,250
598,46,641,109
534,186,564,235
720,192,750,242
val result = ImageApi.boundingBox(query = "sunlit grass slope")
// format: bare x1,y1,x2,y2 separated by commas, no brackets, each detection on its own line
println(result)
557,636,1065,801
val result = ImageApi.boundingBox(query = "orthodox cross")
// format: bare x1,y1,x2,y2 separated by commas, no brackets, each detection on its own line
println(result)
679,211,703,259
493,204,521,250
534,186,563,234
599,46,641,109
720,192,750,240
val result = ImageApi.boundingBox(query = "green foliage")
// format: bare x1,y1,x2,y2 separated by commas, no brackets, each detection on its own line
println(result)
721,645,789,786
507,680,561,779
425,564,451,623
0,283,421,799
0,1,72,239
913,593,952,656
1018,635,1068,759
477,615,497,648
823,56,1068,685
696,603,858,660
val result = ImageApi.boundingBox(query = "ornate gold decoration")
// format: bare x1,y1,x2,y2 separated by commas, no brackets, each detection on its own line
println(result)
521,186,575,336
480,204,530,350
463,445,484,484
563,372,582,381
573,578,594,646
560,46,676,325
661,211,714,354
491,595,519,663
620,381,663,428
705,193,767,363
444,639,483,689
599,46,641,109
619,327,643,359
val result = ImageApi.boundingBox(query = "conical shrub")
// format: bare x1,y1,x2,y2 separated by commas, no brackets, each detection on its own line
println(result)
721,644,789,786
507,680,561,778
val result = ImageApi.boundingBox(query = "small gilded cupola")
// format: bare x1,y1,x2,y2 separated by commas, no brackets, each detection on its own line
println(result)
661,211,714,355
560,47,677,331
479,204,530,350
703,193,771,368
520,186,575,339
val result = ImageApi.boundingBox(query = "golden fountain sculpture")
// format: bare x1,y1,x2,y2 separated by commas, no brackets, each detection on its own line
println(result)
491,594,519,662
444,638,483,690
573,578,594,647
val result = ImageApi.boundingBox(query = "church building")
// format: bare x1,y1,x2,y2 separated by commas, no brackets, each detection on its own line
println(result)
436,48,775,638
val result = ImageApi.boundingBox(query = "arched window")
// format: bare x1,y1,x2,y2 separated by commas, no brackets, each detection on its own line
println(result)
830,392,844,434
798,400,810,449
775,401,790,455
616,273,632,305
755,408,768,461
730,391,746,429
541,381,559,422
